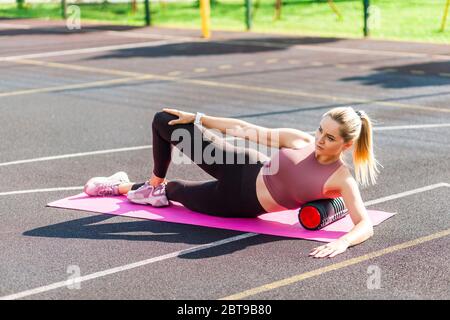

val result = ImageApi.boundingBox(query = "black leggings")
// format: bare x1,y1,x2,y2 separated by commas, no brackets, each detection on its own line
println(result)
131,111,269,218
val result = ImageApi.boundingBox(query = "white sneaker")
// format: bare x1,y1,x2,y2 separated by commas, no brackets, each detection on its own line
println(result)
127,182,169,207
84,171,130,196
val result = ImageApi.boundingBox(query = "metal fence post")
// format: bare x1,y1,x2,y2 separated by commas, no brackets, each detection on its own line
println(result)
145,0,151,26
245,0,252,30
61,0,67,19
363,0,370,37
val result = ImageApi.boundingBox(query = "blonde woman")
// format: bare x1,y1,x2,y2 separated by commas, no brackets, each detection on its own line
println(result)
84,107,381,258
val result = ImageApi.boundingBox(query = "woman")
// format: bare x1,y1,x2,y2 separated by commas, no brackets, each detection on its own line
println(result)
84,106,381,258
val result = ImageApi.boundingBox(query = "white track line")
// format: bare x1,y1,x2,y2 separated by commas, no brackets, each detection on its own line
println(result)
2,181,447,199
292,43,450,61
101,30,450,61
108,31,450,60
7,58,449,114
1,35,449,63
0,75,154,98
1,182,448,300
0,123,448,168
0,187,83,196
372,123,450,131
364,183,449,207
0,39,186,62
0,23,31,30
0,233,257,300
106,31,196,41
224,39,450,60
306,123,450,134
0,145,152,167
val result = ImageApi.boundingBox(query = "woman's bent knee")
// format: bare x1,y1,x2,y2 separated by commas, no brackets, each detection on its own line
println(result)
152,111,176,128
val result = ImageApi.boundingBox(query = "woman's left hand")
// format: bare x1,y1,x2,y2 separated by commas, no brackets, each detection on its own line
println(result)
162,108,196,125
309,239,350,258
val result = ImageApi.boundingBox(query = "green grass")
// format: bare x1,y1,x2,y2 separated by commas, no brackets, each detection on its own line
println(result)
1,0,450,43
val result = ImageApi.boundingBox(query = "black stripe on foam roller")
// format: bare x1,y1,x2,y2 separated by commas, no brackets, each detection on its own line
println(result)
320,197,349,228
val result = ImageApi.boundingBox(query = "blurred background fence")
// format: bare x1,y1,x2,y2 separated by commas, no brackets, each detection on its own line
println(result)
1,0,449,43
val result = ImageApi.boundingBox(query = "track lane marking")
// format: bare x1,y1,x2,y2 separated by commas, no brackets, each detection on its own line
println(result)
0,123,449,168
0,145,152,167
0,233,258,300
0,75,154,98
1,183,448,299
221,225,450,300
0,23,31,30
12,58,145,77
220,183,450,300
9,59,450,113
0,187,83,196
0,40,186,62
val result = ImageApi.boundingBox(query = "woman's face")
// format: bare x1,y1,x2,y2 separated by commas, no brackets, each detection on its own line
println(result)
315,117,352,155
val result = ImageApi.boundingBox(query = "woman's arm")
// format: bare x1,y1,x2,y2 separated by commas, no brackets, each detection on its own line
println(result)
339,176,374,245
163,108,245,134
201,114,246,135
202,115,314,149
162,108,314,149
310,175,374,258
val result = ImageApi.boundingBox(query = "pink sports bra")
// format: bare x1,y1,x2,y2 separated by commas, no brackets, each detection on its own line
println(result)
262,142,344,209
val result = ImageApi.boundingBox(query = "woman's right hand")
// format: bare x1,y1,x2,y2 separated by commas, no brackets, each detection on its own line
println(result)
162,108,196,126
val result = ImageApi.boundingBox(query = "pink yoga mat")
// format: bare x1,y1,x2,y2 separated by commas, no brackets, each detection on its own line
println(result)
47,193,396,242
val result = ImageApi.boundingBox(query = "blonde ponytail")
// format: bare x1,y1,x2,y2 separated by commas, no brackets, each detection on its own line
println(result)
353,110,382,188
323,107,383,188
